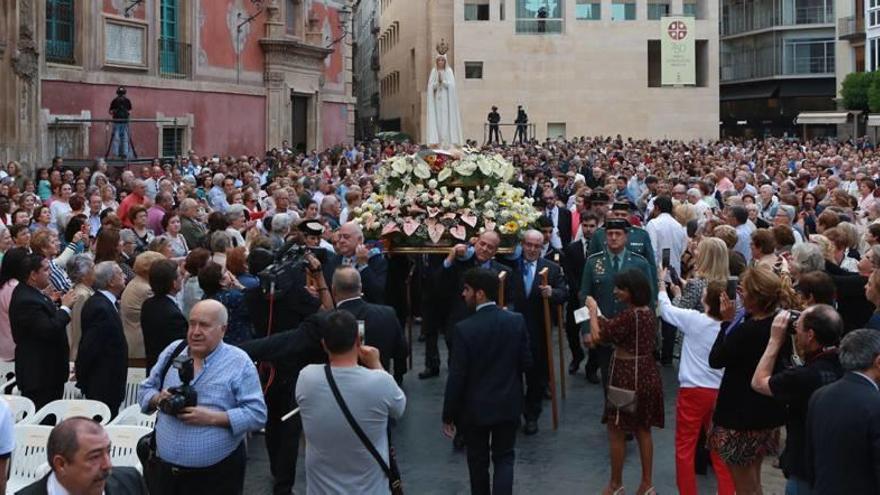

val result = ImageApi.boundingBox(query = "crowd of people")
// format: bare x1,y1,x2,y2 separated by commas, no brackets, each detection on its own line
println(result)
0,134,878,494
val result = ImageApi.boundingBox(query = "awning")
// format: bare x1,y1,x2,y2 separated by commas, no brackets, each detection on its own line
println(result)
795,111,851,125
868,114,880,127
720,82,779,101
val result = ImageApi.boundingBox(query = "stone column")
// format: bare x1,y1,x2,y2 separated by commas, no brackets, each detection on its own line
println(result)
1,0,43,172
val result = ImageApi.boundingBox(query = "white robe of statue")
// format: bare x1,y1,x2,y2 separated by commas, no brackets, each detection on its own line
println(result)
425,56,463,147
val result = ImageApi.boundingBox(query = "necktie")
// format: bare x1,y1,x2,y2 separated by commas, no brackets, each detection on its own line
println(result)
524,262,534,297
612,255,620,272
583,242,589,260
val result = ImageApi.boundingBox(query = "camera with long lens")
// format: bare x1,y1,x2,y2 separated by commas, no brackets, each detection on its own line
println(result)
158,355,198,415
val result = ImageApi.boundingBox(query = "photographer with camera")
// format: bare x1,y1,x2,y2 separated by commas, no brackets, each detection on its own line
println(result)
750,304,844,494
295,310,406,494
138,300,267,495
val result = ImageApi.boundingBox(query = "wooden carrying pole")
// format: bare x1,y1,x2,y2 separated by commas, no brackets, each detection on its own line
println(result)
539,268,558,430
497,271,507,308
557,305,566,399
405,265,414,370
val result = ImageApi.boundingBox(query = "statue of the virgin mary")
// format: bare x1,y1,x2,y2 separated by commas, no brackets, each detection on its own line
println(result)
425,40,463,148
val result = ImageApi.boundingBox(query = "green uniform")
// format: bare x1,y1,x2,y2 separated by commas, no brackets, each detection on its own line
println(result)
588,226,657,285
579,248,655,318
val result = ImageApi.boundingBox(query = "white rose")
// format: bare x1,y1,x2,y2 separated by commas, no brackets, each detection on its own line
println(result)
484,210,496,219
456,197,465,206
428,179,438,189
420,193,430,202
416,184,425,192
441,199,451,208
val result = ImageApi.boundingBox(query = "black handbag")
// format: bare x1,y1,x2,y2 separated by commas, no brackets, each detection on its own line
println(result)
136,341,189,491
324,364,403,494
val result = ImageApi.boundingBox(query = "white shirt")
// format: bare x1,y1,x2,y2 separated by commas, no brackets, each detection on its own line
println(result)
646,213,687,274
658,292,724,389
544,206,563,249
98,290,118,308
853,371,880,391
47,472,105,495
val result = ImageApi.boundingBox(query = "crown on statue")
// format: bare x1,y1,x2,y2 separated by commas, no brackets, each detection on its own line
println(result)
436,39,449,56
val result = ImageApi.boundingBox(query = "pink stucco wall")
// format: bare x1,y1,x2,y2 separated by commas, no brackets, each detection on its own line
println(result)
42,81,266,157
322,102,349,148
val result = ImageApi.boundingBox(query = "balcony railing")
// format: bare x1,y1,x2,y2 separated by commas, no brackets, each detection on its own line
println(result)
721,2,834,37
721,42,834,82
158,38,192,80
515,17,564,34
838,15,866,39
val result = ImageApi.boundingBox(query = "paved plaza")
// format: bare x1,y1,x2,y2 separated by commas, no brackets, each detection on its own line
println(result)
244,328,786,494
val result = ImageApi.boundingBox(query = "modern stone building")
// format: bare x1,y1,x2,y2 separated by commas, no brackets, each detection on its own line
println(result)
719,0,838,137
378,0,719,143
1,0,354,170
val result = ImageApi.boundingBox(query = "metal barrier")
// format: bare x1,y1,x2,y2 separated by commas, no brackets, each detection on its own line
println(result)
48,117,184,165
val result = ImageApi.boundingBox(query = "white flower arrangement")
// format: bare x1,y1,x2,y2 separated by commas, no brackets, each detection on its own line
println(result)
354,149,537,247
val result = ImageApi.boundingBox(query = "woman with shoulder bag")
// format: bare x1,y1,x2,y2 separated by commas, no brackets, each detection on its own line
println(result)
585,269,664,495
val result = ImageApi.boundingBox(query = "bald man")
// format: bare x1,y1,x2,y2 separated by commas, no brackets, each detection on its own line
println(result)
17,417,147,495
138,300,266,494
324,222,388,304
509,230,568,435
333,266,407,384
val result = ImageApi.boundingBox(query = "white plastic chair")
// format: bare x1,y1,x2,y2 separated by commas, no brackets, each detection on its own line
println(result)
0,361,17,395
2,395,35,423
105,425,152,473
122,368,146,409
6,424,52,493
27,399,112,426
110,404,156,429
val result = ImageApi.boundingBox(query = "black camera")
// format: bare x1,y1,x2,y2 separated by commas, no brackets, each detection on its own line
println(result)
257,242,326,298
786,310,802,335
158,355,198,416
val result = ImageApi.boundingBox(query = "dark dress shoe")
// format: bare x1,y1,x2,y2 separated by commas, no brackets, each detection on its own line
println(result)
585,371,600,384
453,432,466,450
523,420,538,435
418,368,439,379
568,358,584,375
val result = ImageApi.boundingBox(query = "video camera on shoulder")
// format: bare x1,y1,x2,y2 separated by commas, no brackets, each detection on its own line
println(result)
158,355,198,416
256,242,327,298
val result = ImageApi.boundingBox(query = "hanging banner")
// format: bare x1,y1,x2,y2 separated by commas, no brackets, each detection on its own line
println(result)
661,16,695,86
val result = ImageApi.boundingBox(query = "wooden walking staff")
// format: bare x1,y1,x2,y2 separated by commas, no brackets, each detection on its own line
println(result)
405,263,414,370
497,271,507,308
557,304,566,399
539,268,559,430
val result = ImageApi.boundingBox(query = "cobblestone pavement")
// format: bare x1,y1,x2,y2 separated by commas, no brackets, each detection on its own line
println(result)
243,329,787,494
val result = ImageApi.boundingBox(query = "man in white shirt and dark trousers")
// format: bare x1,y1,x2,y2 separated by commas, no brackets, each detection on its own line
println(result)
296,310,406,495
646,196,688,366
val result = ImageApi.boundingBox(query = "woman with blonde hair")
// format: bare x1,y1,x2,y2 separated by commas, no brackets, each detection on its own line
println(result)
673,202,697,227
809,234,835,263
709,266,798,495
673,237,730,311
